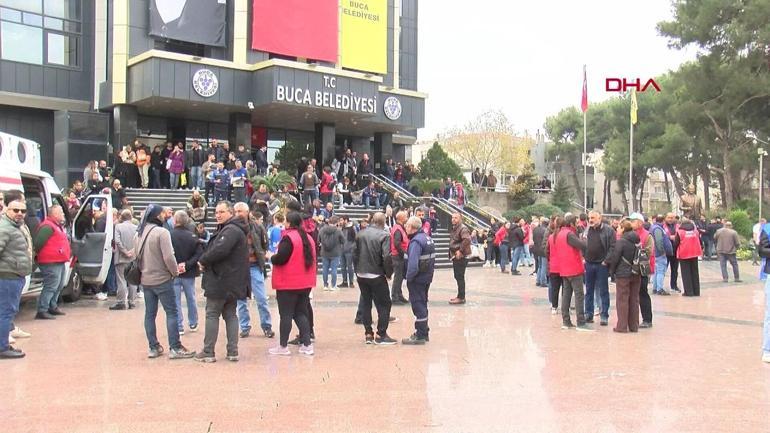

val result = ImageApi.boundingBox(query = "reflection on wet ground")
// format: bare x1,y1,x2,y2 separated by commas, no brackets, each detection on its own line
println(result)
4,261,768,432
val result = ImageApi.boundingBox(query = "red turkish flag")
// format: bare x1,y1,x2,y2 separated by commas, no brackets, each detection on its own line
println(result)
581,65,588,113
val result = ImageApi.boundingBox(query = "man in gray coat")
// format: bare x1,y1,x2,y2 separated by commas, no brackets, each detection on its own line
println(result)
111,209,138,310
715,221,741,283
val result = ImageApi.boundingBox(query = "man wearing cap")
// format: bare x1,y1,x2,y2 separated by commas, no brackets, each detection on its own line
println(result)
630,213,656,328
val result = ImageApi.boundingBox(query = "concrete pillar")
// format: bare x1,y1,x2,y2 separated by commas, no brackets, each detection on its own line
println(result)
112,104,138,155
228,112,251,148
373,132,393,173
314,122,336,169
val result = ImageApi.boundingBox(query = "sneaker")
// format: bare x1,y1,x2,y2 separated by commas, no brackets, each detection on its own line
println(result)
35,311,56,320
671,287,681,293
511,271,521,275
137,291,144,299
600,319,608,326
268,345,291,356
147,345,164,358
169,345,196,359
551,308,558,315
323,285,331,291
0,346,25,359
240,326,251,338
401,334,427,345
561,322,575,330
658,290,671,296
374,334,397,345
8,335,15,344
10,327,31,339
263,328,275,338
189,324,198,332
639,321,653,328
194,352,216,363
338,283,349,288
576,324,594,332
762,353,770,363
330,286,339,291
226,353,239,362
178,329,185,336
365,333,375,344
298,344,314,355
95,292,108,301
109,302,126,311
48,308,66,316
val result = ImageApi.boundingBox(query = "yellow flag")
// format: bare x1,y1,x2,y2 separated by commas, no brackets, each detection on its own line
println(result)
630,89,638,125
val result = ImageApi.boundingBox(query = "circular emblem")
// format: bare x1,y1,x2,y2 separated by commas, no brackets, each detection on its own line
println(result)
383,96,402,120
192,69,218,98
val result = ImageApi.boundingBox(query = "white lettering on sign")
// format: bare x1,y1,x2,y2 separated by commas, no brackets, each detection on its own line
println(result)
276,84,377,114
323,76,337,88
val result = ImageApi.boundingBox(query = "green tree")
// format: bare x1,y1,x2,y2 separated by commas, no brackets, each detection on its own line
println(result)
507,166,537,209
417,142,465,183
544,107,584,200
550,177,573,212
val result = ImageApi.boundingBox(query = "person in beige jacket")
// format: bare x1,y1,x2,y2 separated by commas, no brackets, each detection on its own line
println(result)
714,221,741,283
134,204,195,360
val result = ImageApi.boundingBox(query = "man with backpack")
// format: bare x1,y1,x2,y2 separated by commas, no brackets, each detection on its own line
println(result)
650,215,673,296
630,213,655,328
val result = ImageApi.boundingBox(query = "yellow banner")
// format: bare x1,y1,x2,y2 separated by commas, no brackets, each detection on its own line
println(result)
340,0,387,74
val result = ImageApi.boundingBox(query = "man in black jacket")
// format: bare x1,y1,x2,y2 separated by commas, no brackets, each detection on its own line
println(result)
531,217,549,287
509,219,525,275
195,201,249,362
582,211,616,326
170,211,203,335
354,212,396,345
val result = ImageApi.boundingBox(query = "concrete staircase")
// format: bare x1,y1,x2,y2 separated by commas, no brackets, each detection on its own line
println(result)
124,188,482,271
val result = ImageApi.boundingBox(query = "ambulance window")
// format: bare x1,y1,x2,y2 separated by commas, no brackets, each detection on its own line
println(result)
17,141,26,163
21,176,44,233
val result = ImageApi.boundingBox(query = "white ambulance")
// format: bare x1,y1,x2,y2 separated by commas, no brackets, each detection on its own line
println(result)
0,131,113,301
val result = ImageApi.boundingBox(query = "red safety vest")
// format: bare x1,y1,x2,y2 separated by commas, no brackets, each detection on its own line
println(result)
547,233,560,275
676,228,703,260
553,227,583,277
390,224,408,257
271,229,317,291
36,217,71,264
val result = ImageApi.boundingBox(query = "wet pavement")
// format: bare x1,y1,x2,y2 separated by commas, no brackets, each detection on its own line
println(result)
4,261,769,432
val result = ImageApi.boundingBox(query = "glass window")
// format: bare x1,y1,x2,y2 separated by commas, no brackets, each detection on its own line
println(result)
0,7,21,22
0,21,42,64
0,0,42,14
22,12,42,25
47,32,76,66
44,16,62,30
44,0,79,20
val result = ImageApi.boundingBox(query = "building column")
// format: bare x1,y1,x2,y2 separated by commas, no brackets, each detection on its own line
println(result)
314,122,336,170
228,113,251,148
373,132,393,173
55,111,110,188
112,104,137,153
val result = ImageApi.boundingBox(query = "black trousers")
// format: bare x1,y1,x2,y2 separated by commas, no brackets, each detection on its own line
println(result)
639,275,653,323
407,281,430,338
667,255,680,290
275,289,312,347
453,258,468,299
548,273,562,309
680,258,701,296
391,256,406,300
357,276,392,337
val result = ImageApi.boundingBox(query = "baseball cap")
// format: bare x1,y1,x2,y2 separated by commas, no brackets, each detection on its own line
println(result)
629,212,645,221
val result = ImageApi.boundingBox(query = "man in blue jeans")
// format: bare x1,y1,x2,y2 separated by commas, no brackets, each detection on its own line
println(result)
509,219,526,275
582,211,616,326
33,204,70,320
170,211,202,334
0,193,34,359
651,214,673,295
234,204,274,339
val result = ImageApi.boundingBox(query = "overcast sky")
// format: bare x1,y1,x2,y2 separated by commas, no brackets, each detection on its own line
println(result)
417,0,696,140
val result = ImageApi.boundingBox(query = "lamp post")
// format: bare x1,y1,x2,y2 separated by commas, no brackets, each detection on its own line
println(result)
759,146,768,218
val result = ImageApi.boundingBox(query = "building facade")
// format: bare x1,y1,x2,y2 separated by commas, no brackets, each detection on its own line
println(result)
0,0,424,188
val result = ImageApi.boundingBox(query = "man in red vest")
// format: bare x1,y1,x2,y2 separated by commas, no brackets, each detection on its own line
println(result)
554,214,591,331
390,211,410,304
675,218,703,297
34,205,71,320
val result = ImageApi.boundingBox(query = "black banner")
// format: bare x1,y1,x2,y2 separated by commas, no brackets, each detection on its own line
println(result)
149,0,226,47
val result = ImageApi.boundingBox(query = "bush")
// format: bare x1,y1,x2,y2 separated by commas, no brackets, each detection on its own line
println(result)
726,209,752,239
737,246,753,261
505,203,564,222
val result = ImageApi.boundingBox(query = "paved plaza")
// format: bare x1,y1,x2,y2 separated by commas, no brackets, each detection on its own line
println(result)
4,261,768,433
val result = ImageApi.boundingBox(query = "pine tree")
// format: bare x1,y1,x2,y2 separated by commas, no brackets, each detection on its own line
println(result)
417,142,465,182
550,177,573,212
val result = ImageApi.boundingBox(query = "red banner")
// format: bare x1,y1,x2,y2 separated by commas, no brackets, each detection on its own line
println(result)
251,0,338,62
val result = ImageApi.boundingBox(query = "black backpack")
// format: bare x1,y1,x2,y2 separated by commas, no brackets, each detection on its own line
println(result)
623,242,651,277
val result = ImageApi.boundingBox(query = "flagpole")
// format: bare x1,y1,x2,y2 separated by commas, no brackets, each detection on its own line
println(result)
583,110,588,211
629,116,634,210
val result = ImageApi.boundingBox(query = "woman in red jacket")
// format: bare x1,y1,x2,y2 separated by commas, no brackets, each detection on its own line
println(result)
268,211,317,356
494,222,511,273
675,218,703,297
319,166,335,205
545,216,564,314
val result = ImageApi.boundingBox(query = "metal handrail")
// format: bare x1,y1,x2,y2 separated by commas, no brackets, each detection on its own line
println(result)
431,196,490,231
463,199,507,224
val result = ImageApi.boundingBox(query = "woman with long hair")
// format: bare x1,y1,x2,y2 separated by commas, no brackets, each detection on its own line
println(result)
267,211,317,356
545,216,565,314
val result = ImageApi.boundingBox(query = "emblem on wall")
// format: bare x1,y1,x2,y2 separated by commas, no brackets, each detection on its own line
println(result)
383,96,402,120
192,69,219,98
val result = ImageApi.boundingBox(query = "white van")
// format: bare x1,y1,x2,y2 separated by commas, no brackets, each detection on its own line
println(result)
0,131,113,301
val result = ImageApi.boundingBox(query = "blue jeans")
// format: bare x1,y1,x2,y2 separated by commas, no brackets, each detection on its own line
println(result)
654,255,668,291
322,256,341,287
143,280,181,350
38,262,66,313
536,256,548,286
102,260,116,294
499,244,509,271
190,166,202,190
151,169,161,189
511,246,524,271
173,277,198,331
522,244,533,266
341,252,355,285
584,262,610,320
169,172,180,189
0,277,24,351
364,194,380,208
237,266,272,332
764,278,770,355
